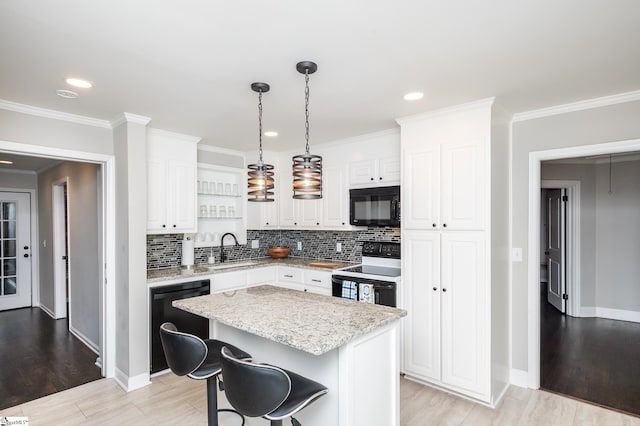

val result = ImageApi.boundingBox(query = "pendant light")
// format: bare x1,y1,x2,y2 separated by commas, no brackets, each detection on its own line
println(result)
247,82,275,202
292,61,322,199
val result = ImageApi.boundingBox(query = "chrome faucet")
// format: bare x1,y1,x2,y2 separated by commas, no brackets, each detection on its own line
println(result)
220,232,239,263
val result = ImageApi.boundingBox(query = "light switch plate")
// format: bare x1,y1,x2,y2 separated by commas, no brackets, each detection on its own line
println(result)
512,248,523,262
297,241,302,250
251,240,259,249
336,242,342,252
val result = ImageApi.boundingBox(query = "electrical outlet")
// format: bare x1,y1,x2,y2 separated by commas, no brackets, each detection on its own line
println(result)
251,240,259,249
336,242,342,252
297,241,302,250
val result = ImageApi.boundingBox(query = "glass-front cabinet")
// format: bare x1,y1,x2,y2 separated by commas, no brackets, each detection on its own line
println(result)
195,164,247,247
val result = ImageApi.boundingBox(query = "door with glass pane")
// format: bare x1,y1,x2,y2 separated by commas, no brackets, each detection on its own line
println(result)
0,192,31,311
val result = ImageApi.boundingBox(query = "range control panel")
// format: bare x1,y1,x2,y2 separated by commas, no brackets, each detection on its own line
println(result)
361,241,401,259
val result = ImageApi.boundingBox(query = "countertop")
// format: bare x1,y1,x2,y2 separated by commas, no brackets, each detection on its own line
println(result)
173,285,407,355
147,257,356,283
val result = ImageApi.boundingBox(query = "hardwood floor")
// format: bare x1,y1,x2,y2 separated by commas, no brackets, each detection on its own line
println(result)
0,307,102,410
540,283,640,417
2,374,639,425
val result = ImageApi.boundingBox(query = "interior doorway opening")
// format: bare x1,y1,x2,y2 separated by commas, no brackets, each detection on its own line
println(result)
52,178,70,319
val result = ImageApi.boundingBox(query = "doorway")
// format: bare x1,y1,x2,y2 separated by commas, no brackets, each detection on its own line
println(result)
0,140,116,380
528,139,640,416
52,179,70,319
0,192,31,311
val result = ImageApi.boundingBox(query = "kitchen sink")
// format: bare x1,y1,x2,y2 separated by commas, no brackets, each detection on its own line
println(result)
206,261,260,270
304,261,344,269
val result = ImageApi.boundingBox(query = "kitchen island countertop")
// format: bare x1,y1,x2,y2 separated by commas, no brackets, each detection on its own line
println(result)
173,284,406,355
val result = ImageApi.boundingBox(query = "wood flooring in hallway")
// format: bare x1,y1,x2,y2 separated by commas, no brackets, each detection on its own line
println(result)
0,307,102,410
540,284,640,417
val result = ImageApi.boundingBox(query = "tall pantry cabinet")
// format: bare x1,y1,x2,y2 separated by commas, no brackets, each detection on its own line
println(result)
396,99,510,406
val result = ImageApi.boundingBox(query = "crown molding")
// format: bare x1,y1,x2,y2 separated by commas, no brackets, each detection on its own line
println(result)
111,112,152,127
198,143,245,156
395,97,495,126
512,90,640,122
0,98,111,129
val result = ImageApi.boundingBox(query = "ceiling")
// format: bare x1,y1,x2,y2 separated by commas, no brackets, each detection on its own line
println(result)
1,0,639,154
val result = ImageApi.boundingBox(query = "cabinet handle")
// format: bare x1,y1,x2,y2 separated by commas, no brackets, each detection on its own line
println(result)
284,274,293,278
433,287,437,291
312,279,321,283
442,288,447,292
443,223,447,228
432,223,436,228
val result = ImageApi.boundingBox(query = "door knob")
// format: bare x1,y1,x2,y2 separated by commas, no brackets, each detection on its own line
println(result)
24,254,29,258
24,246,29,250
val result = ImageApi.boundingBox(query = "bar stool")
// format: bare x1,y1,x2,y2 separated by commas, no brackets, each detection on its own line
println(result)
220,346,328,426
159,322,252,426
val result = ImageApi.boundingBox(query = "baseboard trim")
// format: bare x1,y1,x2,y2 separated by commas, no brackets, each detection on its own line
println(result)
114,368,151,392
581,306,640,323
69,325,100,355
39,304,56,319
510,368,530,388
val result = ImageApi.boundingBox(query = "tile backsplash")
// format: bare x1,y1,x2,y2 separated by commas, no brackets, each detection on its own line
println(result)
146,228,400,270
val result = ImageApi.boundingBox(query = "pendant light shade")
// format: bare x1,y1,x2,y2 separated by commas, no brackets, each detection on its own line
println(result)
248,82,275,202
292,61,322,200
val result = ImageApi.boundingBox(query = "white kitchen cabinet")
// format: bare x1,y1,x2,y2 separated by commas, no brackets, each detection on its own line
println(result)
403,139,484,231
349,156,400,188
303,269,332,295
278,174,323,229
212,270,247,293
147,129,199,234
323,164,349,228
398,98,509,405
247,266,277,286
402,230,488,400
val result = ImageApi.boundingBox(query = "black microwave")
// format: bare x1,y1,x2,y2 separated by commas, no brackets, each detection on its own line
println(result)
349,185,400,227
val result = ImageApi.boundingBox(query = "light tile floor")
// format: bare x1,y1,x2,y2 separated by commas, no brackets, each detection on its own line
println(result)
2,374,639,425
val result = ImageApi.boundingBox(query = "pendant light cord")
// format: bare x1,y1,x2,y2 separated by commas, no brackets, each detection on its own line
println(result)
258,90,264,163
304,71,310,154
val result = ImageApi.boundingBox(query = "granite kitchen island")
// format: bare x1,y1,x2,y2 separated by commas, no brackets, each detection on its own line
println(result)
174,285,407,426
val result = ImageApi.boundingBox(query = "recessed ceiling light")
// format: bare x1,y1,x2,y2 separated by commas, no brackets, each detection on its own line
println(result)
56,89,79,99
66,78,93,89
0,160,13,165
264,131,278,137
403,91,424,101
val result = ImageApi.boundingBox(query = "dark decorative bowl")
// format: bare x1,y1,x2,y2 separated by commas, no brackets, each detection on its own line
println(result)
268,247,290,259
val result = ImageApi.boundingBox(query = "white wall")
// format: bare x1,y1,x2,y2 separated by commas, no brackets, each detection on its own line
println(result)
511,98,640,372
540,163,597,308
38,161,101,348
594,159,640,313
0,170,37,189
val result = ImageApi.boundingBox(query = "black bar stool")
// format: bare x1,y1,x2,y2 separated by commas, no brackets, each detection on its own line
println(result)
159,322,252,426
220,346,328,426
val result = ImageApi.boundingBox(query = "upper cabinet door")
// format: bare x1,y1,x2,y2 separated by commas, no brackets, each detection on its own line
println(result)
441,140,485,230
170,160,196,231
378,157,401,184
147,158,168,231
323,164,348,227
349,159,377,186
403,145,440,230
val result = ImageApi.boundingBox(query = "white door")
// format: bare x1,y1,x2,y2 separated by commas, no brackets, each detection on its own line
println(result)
402,145,440,230
547,189,566,313
440,231,488,399
0,192,32,311
402,230,441,381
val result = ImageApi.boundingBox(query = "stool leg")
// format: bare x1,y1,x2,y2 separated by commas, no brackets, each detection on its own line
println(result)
207,376,218,426
269,420,283,426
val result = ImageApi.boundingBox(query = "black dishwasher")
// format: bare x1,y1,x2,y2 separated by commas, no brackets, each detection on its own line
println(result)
150,280,210,373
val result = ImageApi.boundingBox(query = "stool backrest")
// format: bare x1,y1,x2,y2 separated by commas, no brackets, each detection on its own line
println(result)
220,346,291,418
159,322,207,376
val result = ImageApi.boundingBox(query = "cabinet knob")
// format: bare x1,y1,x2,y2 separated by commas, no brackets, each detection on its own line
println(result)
379,177,382,180
162,224,166,228
432,223,436,228
432,287,437,291
443,223,447,228
173,224,177,228
342,222,345,225
316,222,320,226
266,222,269,225
370,177,374,181
294,222,297,225
442,288,447,292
